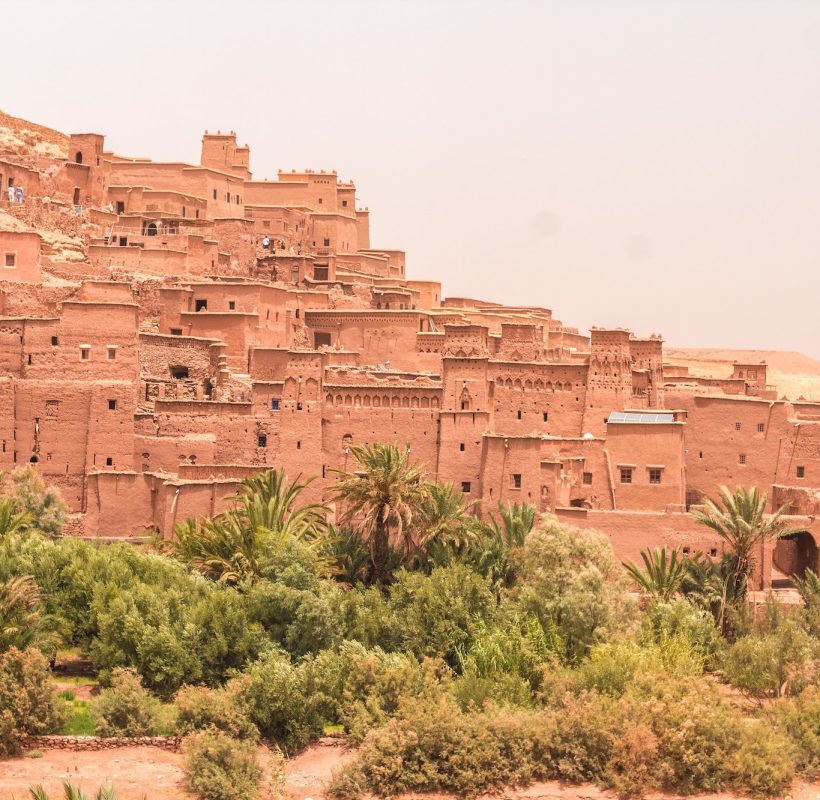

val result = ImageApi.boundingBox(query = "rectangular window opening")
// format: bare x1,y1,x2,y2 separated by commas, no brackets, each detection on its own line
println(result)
512,473,522,489
583,471,593,485
461,481,471,493
620,467,633,484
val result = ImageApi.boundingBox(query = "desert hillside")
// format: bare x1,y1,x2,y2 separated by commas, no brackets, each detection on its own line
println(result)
666,347,820,401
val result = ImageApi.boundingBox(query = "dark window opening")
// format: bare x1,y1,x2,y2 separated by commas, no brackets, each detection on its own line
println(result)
118,236,127,247
583,472,593,485
512,473,522,489
170,366,189,380
296,401,303,411
75,151,83,164
116,201,125,214
108,399,117,410
757,423,765,432
459,443,465,451
323,238,330,247
648,468,662,484
710,548,718,557
314,266,329,281
739,454,746,465
314,331,332,348
195,299,208,311
797,466,805,478
213,189,217,199
271,399,280,411
258,434,267,448
105,457,113,466
51,336,58,346
517,410,522,420
735,422,742,431
620,468,633,484
461,481,471,493
228,300,236,310
170,328,183,336
5,253,16,267
543,412,548,422
80,348,90,361
296,440,301,449
27,354,32,365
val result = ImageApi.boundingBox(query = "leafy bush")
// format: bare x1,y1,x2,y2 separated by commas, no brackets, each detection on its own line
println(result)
328,694,554,798
772,685,820,777
721,616,818,698
726,722,795,798
175,684,258,740
230,650,323,752
91,667,174,736
3,465,67,535
313,641,448,740
183,730,261,800
0,647,69,755
386,565,496,666
511,519,635,662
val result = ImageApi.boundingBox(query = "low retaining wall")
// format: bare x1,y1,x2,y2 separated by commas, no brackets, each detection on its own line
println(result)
22,735,181,752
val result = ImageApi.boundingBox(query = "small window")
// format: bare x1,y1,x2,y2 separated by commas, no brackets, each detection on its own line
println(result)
709,548,718,557
620,467,633,484
648,468,662,485
682,546,691,555
108,399,117,410
296,440,301,450
461,481,471,493
699,451,703,459
258,434,267,448
296,401,303,411
583,472,593,485
757,423,765,433
797,466,805,479
512,473,522,489
295,309,300,319
543,412,548,422
51,336,59,346
323,238,330,247
105,457,113,466
739,454,746,465
116,201,125,214
318,198,322,204
80,347,90,361
228,300,236,310
4,253,15,268
271,399,280,410
195,299,208,312
170,328,183,336
735,422,742,431
170,366,189,380
213,189,217,199
182,206,186,218
517,410,523,420
342,199,348,207
107,347,117,360
459,443,465,452
118,236,127,247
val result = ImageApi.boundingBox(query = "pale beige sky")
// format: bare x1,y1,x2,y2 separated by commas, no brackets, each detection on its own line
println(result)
3,0,819,357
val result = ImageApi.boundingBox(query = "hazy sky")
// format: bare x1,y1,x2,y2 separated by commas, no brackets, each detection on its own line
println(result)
3,0,819,357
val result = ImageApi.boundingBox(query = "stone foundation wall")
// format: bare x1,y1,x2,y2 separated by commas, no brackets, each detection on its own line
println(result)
22,735,181,752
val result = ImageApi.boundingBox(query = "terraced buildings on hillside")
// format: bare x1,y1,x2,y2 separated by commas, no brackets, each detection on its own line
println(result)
0,114,818,587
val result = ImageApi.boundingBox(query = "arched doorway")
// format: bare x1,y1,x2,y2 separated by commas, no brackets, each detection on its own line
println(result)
145,222,158,236
773,531,818,586
75,151,83,164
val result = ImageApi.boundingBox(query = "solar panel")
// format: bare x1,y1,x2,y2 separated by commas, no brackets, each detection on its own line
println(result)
607,411,674,424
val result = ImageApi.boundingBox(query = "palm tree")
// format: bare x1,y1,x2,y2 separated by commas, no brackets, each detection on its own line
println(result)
623,547,686,600
168,468,328,584
415,482,478,567
471,500,536,598
332,443,430,583
0,497,32,538
27,783,117,800
691,485,799,598
235,469,328,541
0,575,50,652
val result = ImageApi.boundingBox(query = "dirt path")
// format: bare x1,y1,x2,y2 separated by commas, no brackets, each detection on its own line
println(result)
3,740,820,800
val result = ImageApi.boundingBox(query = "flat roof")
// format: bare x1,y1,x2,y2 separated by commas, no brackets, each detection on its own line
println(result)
608,411,675,424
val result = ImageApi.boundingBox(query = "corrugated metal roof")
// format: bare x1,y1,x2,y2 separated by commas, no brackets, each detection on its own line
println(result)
607,411,675,424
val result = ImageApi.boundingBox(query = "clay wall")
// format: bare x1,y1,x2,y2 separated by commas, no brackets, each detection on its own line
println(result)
0,159,41,200
0,231,41,282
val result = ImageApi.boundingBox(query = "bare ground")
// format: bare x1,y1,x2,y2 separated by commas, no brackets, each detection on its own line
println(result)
4,739,820,800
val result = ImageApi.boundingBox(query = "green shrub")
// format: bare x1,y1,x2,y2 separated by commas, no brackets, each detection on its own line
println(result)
175,684,258,740
0,647,69,755
183,730,261,800
328,694,553,798
772,685,820,777
91,667,175,736
721,617,817,698
726,721,795,798
312,641,445,741
386,565,496,666
511,519,636,663
230,650,323,753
